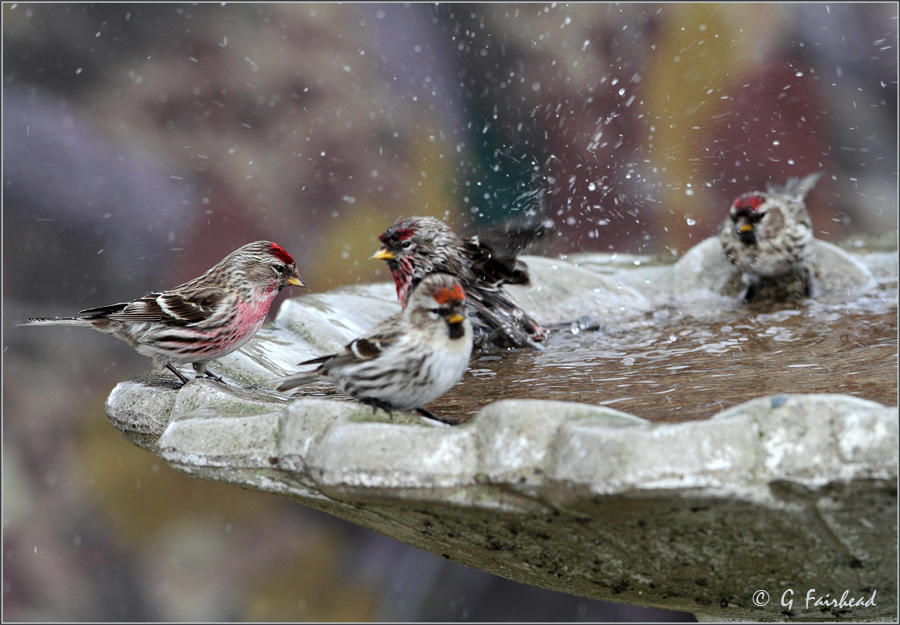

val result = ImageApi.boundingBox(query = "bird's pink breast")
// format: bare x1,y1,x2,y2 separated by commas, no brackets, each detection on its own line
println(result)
204,292,275,353
391,258,415,307
235,295,273,332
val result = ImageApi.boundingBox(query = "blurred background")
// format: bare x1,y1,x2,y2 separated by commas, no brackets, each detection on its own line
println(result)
3,3,896,621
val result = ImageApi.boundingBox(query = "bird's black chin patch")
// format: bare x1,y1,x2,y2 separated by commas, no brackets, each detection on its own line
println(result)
738,230,757,245
447,321,465,340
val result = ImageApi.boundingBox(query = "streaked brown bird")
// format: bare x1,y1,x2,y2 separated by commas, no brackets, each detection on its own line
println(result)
25,241,305,384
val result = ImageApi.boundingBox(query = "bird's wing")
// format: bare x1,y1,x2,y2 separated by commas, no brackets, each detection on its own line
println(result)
464,287,516,327
310,315,403,371
348,336,385,360
157,287,229,323
463,236,531,287
102,287,228,324
280,332,394,391
766,172,824,200
463,182,554,285
461,279,545,349
298,354,336,366
77,301,132,319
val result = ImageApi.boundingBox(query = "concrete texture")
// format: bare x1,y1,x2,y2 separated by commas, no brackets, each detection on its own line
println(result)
104,245,898,621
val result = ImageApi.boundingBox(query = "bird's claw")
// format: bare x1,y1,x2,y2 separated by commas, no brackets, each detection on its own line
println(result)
201,369,225,383
416,407,461,426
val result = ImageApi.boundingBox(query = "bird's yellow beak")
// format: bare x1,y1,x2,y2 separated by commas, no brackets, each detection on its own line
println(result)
447,313,465,324
286,270,306,288
371,247,394,261
737,223,754,234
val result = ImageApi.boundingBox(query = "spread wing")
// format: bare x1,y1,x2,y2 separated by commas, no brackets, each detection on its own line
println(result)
766,172,824,200
463,236,531,287
464,180,554,284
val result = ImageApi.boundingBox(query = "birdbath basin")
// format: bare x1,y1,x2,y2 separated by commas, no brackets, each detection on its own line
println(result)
104,235,898,621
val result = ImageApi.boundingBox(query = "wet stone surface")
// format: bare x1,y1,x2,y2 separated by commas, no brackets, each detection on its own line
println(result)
105,236,898,621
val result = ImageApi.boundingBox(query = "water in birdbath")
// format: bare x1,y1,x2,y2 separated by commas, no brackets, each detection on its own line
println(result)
442,295,896,423
289,274,896,424
263,236,897,425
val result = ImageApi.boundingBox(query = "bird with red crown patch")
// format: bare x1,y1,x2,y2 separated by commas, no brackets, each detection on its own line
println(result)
371,216,545,350
24,241,305,385
272,273,472,424
719,172,822,301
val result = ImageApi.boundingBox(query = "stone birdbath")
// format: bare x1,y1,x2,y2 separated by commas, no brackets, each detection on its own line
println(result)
105,235,898,622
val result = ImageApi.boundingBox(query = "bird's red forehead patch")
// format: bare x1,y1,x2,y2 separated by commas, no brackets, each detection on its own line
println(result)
380,226,415,243
733,194,765,212
270,242,295,265
434,284,465,305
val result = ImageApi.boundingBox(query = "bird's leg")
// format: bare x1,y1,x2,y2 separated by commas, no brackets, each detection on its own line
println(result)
362,398,395,420
202,369,225,383
416,407,460,425
193,362,224,383
531,322,549,341
802,266,813,298
165,363,190,385
740,273,759,303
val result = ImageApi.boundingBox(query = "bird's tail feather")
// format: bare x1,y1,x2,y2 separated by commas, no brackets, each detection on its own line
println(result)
271,373,321,392
21,317,93,328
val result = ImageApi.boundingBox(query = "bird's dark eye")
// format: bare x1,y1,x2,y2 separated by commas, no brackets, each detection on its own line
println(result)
274,265,286,274
401,240,412,249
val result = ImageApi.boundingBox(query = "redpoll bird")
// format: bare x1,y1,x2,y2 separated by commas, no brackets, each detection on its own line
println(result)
719,172,822,302
274,273,473,423
25,241,305,385
371,216,546,350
